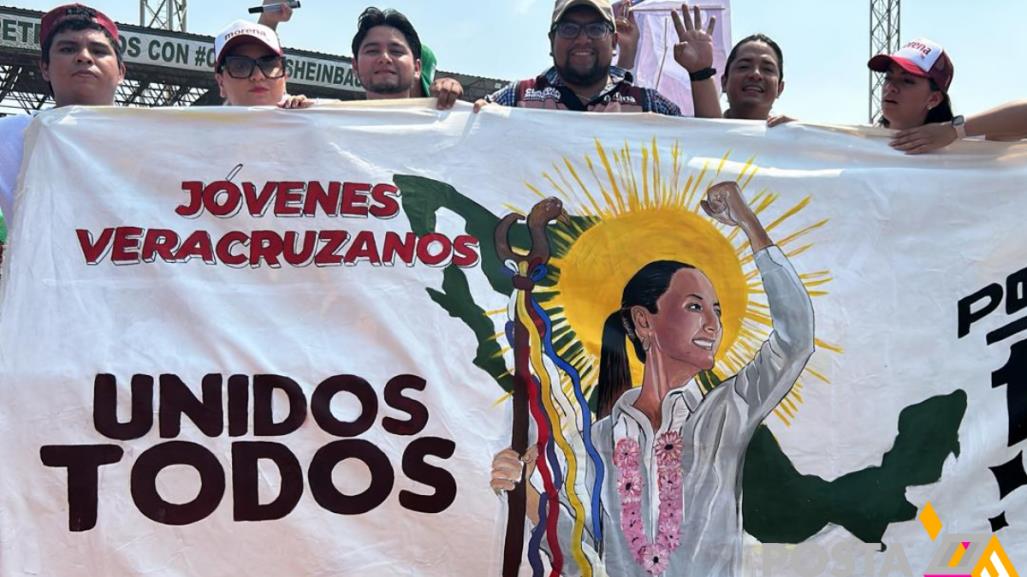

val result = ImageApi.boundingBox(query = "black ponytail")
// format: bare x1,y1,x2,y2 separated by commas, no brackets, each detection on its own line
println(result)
594,260,695,419
597,311,633,419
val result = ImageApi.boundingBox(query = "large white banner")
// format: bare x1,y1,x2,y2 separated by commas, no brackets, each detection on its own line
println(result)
1,103,1026,577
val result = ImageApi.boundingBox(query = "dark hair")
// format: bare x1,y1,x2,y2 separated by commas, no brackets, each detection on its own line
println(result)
878,78,955,127
351,7,422,61
723,34,784,82
41,18,123,66
596,260,695,419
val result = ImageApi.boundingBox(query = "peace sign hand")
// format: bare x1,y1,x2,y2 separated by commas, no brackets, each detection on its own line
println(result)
671,3,716,73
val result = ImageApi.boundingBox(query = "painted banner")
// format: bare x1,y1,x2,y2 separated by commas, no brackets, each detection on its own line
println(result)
1,103,1026,577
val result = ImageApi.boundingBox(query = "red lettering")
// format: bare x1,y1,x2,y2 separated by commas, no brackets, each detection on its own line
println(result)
416,233,452,267
204,181,242,218
283,231,317,266
110,227,143,265
369,184,400,219
303,181,341,217
451,235,480,268
250,230,284,268
341,182,370,217
176,182,205,217
76,228,114,264
344,230,381,266
314,230,349,267
174,231,216,264
141,229,180,263
242,181,278,217
274,182,304,216
216,231,250,267
381,232,416,266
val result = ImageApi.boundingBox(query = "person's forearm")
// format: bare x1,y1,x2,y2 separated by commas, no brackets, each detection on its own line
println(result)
616,49,637,70
257,15,279,30
525,483,540,525
742,218,771,254
966,100,1027,139
690,78,722,118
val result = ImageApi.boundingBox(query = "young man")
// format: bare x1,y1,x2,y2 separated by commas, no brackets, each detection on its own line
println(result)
478,0,719,116
255,3,460,109
0,3,124,228
213,20,310,108
350,7,462,109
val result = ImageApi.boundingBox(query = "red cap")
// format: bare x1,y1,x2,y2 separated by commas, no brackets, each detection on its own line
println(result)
40,4,120,49
867,38,953,93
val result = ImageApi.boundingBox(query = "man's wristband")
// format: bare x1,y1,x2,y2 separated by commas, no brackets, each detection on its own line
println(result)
689,67,716,81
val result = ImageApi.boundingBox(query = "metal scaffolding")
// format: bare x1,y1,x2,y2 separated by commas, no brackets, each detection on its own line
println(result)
140,0,187,32
0,5,502,116
869,0,900,124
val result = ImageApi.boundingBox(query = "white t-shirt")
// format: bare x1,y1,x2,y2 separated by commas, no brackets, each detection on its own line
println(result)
0,114,32,226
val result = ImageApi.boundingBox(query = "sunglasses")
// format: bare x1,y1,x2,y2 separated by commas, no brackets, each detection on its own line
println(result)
221,55,286,79
551,21,613,40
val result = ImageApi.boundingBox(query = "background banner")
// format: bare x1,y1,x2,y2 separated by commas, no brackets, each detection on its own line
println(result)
1,103,1025,577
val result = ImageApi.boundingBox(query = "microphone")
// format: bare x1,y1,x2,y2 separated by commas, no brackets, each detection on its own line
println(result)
248,1,300,14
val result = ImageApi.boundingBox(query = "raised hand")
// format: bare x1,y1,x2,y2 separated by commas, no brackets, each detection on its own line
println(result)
701,181,751,227
702,181,771,252
670,3,716,73
258,0,293,30
615,8,640,69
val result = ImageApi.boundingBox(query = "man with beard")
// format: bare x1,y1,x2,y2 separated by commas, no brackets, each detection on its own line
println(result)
478,0,720,115
350,7,462,109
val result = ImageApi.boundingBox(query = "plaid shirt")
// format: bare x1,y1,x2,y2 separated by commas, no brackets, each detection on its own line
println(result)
485,66,681,116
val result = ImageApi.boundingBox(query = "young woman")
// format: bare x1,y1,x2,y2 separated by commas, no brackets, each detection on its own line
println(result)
213,20,311,108
869,38,955,130
492,182,815,576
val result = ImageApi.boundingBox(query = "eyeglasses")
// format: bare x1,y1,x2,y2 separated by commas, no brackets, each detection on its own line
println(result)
221,55,286,79
552,21,613,40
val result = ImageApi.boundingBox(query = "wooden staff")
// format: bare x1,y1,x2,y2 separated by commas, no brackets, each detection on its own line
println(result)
494,198,568,577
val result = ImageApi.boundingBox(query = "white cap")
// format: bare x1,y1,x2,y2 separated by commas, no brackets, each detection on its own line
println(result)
214,20,283,68
868,37,954,93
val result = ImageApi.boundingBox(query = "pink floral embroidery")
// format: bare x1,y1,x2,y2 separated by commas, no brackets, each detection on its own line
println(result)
617,467,643,503
613,432,684,575
654,431,683,465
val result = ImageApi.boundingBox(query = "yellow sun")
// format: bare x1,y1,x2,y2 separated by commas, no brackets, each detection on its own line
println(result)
553,207,748,387
503,138,840,426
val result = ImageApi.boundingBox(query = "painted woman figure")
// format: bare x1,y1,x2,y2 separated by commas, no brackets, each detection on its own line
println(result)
492,181,815,576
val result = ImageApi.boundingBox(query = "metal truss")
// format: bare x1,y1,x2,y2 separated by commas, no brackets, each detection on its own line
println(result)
869,0,900,124
0,63,51,114
140,0,187,32
116,79,212,107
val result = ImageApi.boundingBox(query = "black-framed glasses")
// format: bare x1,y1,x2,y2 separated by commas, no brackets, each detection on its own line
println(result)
222,55,286,79
552,21,613,40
